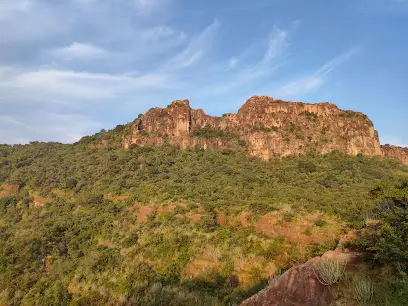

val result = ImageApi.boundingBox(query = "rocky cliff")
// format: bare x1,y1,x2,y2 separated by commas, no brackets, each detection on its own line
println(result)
381,145,408,165
240,248,363,306
117,96,406,163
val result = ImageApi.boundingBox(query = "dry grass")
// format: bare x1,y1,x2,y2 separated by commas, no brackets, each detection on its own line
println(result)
137,206,156,222
239,211,251,227
187,213,203,223
97,238,117,249
255,212,343,246
0,184,20,197
215,210,227,226
103,193,128,202
157,203,176,214
181,246,222,280
30,192,50,208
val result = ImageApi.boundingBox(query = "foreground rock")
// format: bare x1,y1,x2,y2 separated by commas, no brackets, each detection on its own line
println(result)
241,250,362,306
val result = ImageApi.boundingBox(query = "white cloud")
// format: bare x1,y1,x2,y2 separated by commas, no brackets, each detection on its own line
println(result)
262,28,288,63
51,42,108,59
165,19,221,70
0,66,173,101
140,26,186,41
275,46,359,98
207,26,289,95
0,60,181,143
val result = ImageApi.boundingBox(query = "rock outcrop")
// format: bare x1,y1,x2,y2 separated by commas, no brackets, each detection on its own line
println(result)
240,249,363,306
381,145,408,165
241,256,332,306
120,96,407,164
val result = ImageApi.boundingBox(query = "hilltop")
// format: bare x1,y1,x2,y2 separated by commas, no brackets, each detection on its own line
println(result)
1,97,408,305
82,96,408,164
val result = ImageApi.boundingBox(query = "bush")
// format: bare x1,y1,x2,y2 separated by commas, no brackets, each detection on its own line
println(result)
191,125,238,141
65,178,77,189
79,193,104,205
352,182,408,273
0,196,17,214
314,215,327,227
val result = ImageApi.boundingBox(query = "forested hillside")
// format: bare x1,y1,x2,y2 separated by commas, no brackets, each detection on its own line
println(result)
1,142,408,305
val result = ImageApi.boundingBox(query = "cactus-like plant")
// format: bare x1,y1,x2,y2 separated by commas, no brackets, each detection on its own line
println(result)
313,258,347,286
352,277,374,303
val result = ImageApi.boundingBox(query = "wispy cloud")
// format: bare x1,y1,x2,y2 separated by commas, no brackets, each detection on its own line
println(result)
262,28,289,63
132,0,168,15
140,26,186,41
0,115,33,130
274,46,360,98
51,42,108,60
0,67,173,101
206,26,290,96
165,19,221,70
0,64,166,143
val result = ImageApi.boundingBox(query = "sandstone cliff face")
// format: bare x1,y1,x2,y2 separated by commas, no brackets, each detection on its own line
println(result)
122,96,407,164
381,145,408,165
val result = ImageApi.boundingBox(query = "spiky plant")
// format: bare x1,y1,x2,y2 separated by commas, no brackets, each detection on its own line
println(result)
313,258,347,286
352,277,374,303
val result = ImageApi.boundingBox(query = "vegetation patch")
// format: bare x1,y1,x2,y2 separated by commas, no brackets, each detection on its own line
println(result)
0,143,407,305
191,125,239,141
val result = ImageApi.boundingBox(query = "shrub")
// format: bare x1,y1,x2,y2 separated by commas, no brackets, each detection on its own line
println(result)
237,139,247,147
191,125,238,141
304,227,312,236
313,258,346,286
139,131,150,137
65,178,77,189
289,122,297,133
302,111,318,121
251,126,279,133
198,214,218,232
282,212,295,222
314,215,327,227
79,193,104,205
298,160,317,173
352,276,374,303
268,269,283,285
123,234,139,247
352,182,408,273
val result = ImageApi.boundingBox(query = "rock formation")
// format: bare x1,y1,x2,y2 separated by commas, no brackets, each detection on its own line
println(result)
240,249,363,306
116,96,407,164
241,256,332,306
381,145,408,165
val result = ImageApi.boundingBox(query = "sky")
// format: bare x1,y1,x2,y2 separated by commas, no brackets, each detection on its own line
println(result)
0,0,407,146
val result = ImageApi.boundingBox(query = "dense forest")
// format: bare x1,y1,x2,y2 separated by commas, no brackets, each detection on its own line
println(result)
1,142,408,305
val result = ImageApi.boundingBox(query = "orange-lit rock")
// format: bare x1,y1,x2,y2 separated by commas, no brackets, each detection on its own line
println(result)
121,96,407,164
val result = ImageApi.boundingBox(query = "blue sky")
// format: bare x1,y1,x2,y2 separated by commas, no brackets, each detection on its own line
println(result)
0,0,407,146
